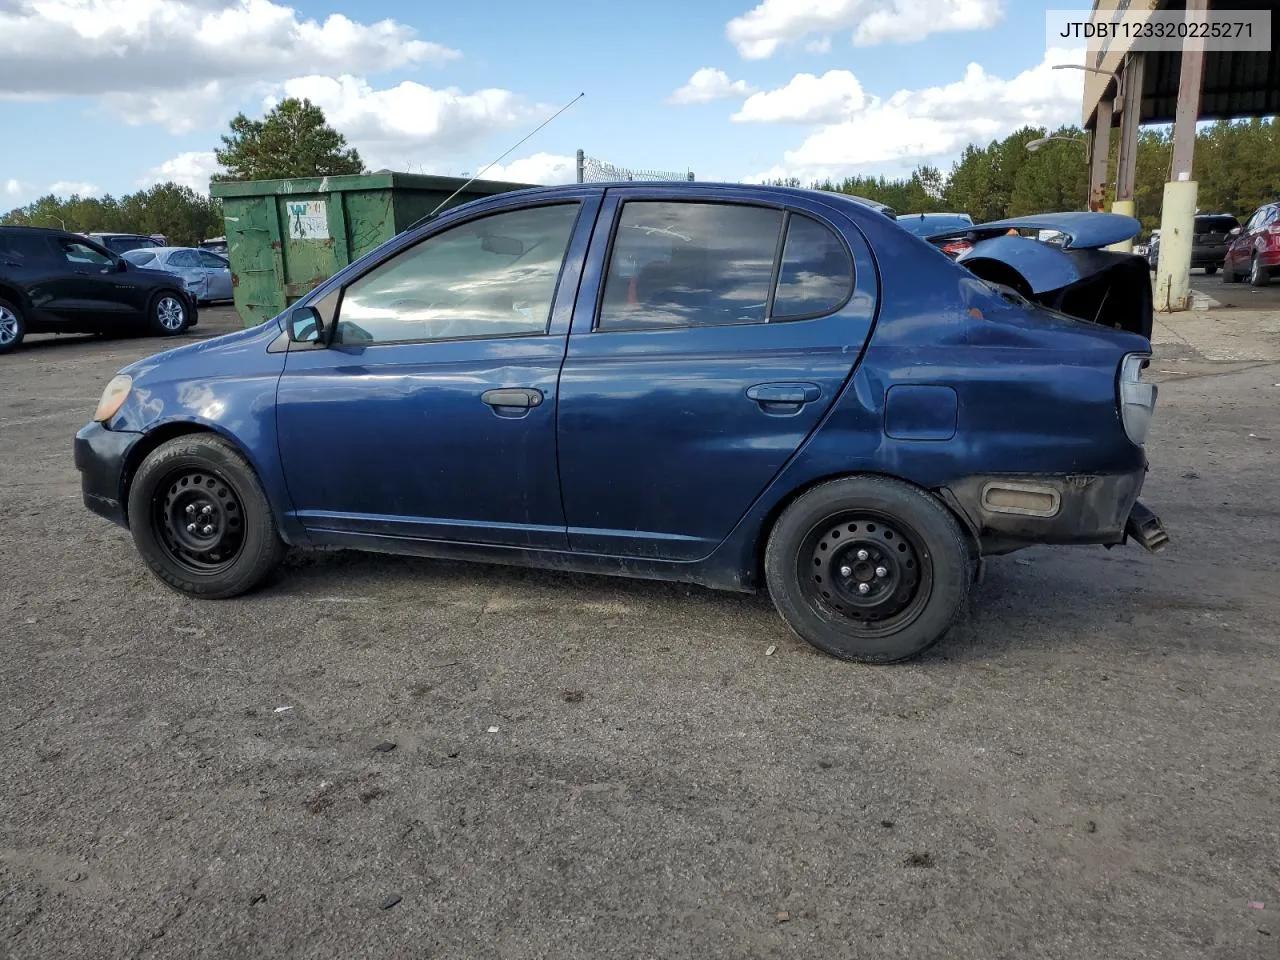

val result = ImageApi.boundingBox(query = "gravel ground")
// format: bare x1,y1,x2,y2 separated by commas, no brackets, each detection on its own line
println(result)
2,307,1278,960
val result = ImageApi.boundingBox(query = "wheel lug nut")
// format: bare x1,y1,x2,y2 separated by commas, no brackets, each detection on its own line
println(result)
875,566,889,578
201,505,212,516
856,549,869,561
186,523,197,533
839,565,853,577
185,504,195,515
202,525,214,535
857,582,871,595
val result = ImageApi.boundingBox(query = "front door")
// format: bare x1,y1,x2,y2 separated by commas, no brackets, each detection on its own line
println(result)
47,236,142,321
275,194,599,550
556,190,879,561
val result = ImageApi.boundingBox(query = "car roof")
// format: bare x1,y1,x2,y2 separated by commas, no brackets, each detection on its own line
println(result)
0,225,65,235
88,231,155,238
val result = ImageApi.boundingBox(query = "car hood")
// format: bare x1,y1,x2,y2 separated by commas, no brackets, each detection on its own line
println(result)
938,212,1141,250
120,318,281,380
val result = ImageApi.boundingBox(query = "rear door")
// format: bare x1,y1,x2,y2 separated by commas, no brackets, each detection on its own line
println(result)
0,230,65,323
41,236,136,322
556,188,879,561
197,251,233,300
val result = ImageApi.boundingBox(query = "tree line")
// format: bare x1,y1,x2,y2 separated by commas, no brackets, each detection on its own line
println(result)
3,105,1275,244
784,118,1279,235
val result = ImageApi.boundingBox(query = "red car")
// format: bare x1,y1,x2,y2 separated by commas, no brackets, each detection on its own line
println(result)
1224,201,1280,286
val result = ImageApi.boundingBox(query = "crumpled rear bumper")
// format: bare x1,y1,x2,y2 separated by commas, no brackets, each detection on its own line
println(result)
939,467,1168,556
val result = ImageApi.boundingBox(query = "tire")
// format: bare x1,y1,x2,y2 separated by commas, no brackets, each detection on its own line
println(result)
0,298,26,354
127,434,285,598
1222,264,1239,284
764,476,971,664
149,291,190,336
1250,254,1270,287
1204,265,1217,276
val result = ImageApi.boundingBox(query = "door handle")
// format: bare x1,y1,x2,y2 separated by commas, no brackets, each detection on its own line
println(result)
481,387,543,409
746,382,821,414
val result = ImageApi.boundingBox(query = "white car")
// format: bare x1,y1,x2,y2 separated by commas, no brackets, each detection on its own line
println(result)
122,246,233,304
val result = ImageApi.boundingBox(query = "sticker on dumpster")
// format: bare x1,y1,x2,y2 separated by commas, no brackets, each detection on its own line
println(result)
287,200,329,240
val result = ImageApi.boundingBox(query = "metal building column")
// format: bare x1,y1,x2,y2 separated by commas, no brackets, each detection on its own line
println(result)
1155,0,1209,312
1087,98,1113,212
1110,52,1145,252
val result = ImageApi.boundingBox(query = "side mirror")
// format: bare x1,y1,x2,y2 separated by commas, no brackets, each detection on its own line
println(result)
287,305,324,344
1228,227,1241,237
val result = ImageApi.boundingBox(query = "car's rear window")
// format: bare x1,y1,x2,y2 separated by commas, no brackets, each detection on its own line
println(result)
1196,216,1238,234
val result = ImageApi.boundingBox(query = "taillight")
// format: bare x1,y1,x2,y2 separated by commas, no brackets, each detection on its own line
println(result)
942,240,972,258
1119,354,1157,446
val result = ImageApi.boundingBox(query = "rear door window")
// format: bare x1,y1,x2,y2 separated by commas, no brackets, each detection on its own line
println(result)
771,214,853,319
597,201,782,330
169,250,200,267
198,251,228,268
0,231,54,262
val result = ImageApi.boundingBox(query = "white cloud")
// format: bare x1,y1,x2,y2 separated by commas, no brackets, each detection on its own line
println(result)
474,153,578,186
733,71,866,124
48,181,100,197
727,0,1002,59
669,68,755,105
0,0,457,130
805,36,832,54
4,179,22,197
753,47,1085,182
140,151,223,193
274,75,535,171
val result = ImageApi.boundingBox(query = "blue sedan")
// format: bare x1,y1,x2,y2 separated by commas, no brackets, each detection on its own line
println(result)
74,183,1167,663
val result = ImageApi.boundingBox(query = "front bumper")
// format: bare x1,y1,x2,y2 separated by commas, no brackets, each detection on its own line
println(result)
941,467,1168,555
74,422,141,528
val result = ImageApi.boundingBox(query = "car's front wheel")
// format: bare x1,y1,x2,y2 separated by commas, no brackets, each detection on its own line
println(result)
0,298,25,354
127,434,285,598
149,292,190,336
764,476,972,663
1204,265,1217,276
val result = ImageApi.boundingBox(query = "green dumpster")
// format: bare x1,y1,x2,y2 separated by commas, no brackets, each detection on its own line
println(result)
209,172,534,327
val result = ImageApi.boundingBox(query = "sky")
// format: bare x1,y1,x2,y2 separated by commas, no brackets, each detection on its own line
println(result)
0,0,1094,208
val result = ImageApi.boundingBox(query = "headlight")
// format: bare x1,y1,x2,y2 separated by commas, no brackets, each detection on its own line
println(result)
93,374,133,423
1118,353,1157,446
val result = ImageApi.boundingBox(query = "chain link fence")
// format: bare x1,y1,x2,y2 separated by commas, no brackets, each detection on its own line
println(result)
576,150,694,183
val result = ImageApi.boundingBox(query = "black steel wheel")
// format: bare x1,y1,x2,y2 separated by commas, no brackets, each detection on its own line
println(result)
799,511,932,637
153,468,246,575
128,434,284,598
765,476,972,663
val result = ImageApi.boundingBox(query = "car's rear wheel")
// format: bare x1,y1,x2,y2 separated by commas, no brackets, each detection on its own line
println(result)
127,434,284,598
0,299,25,354
1250,254,1270,287
764,476,971,663
149,292,189,336
1204,265,1217,275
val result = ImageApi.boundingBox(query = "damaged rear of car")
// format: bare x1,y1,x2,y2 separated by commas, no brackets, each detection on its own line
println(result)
929,212,1154,337
902,210,1168,559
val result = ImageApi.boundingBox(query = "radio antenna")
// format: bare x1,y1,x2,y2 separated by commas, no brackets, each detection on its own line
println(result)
424,91,586,220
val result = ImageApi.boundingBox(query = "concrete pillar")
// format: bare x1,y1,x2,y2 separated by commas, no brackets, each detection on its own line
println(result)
1088,98,1112,212
1154,0,1208,312
1109,53,1145,252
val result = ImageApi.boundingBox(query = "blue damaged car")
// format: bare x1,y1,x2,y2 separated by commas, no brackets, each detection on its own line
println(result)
74,184,1168,663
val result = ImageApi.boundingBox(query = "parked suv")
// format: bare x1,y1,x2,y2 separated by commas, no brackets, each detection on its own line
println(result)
1223,201,1280,286
1146,213,1238,274
0,227,197,353
85,232,164,256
